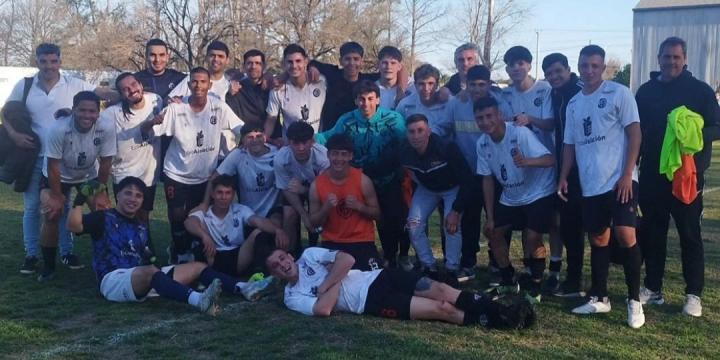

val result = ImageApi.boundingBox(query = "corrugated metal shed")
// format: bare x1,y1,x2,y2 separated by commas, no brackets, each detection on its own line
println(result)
632,0,720,92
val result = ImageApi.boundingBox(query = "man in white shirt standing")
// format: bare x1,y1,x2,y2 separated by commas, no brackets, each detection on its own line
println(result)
558,45,644,328
39,91,117,281
4,43,96,275
265,44,327,141
274,121,329,252
143,67,244,264
169,41,235,159
101,73,162,226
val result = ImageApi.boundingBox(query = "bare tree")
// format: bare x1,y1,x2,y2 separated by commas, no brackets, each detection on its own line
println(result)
403,0,446,71
454,0,528,70
604,57,622,80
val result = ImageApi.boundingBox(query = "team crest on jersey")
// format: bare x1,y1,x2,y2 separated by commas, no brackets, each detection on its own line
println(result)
583,116,592,136
533,97,543,107
233,218,240,227
210,115,217,125
510,147,518,157
77,152,87,167
93,137,101,146
256,173,266,187
336,199,352,219
169,82,175,89
220,235,231,246
307,267,316,276
313,88,321,97
598,98,607,109
196,131,204,147
500,164,508,181
301,105,310,121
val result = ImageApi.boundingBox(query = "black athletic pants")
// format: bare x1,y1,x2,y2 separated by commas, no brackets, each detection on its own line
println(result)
376,177,410,266
639,176,704,296
558,169,584,287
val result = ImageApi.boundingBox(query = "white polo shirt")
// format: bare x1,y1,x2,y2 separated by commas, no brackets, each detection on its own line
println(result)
7,73,95,155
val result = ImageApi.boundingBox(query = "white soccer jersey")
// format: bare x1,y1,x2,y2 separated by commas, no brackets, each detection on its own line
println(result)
564,80,640,197
216,145,280,217
501,80,554,152
377,79,415,110
43,115,117,184
189,203,255,251
396,93,454,138
154,97,243,185
266,75,327,134
101,93,162,186
476,124,556,206
274,143,329,190
7,74,95,156
284,248,382,316
169,75,237,157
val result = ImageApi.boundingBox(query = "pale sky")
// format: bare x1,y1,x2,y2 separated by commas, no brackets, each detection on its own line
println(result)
425,0,636,79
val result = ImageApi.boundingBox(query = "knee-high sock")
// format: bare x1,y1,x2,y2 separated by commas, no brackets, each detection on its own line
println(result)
590,245,610,298
623,244,642,301
151,271,193,303
199,267,242,294
41,246,57,271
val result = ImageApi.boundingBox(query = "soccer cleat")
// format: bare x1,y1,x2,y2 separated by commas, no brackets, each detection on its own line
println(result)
627,299,645,328
542,273,560,295
457,267,477,283
241,276,275,302
442,270,460,289
638,287,665,305
398,256,415,272
20,256,39,274
485,282,520,300
487,266,501,287
37,267,56,282
553,281,586,298
682,294,702,317
572,296,611,314
61,254,85,270
198,278,222,316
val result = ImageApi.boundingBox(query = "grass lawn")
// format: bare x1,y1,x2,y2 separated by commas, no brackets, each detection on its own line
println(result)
2,148,720,359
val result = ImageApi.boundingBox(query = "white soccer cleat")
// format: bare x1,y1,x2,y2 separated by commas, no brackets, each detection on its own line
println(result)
682,294,702,317
627,299,645,329
572,296,611,314
198,278,222,316
638,287,665,305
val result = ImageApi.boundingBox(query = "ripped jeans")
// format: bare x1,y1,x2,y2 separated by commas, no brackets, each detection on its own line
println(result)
406,184,461,271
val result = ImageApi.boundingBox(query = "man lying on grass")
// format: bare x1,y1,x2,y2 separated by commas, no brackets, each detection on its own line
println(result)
254,237,536,329
67,176,268,315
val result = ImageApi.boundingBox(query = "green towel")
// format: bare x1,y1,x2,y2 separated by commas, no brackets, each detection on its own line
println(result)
659,106,704,180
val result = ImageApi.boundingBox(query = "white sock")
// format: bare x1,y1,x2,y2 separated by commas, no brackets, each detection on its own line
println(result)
187,291,202,307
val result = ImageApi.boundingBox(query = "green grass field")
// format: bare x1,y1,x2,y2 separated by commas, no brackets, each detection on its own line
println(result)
2,150,720,360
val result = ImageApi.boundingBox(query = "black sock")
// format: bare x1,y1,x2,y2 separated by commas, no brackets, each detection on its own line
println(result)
455,291,490,311
199,267,240,294
530,258,546,282
549,259,562,273
462,311,479,325
488,250,498,269
623,244,642,301
522,257,531,270
590,245,610,298
150,271,193,303
499,265,515,285
41,246,56,272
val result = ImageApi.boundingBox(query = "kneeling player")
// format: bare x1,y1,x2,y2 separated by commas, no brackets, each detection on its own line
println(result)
185,175,288,299
475,97,556,302
67,176,259,314
255,239,535,329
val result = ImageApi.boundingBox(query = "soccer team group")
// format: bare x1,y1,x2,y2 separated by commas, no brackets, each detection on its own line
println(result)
2,34,718,331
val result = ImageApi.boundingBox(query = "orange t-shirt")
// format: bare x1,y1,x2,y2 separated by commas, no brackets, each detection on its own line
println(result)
315,167,376,243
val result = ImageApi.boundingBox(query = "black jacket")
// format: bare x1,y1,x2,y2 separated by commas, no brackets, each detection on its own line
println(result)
225,77,282,138
399,134,475,212
134,68,187,100
636,70,720,188
444,73,463,95
551,73,582,160
0,101,41,192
